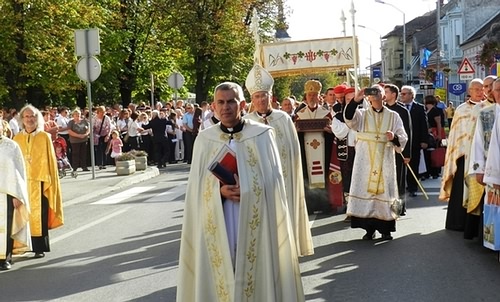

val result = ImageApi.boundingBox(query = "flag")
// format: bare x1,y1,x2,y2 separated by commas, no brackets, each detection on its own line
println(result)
420,48,432,68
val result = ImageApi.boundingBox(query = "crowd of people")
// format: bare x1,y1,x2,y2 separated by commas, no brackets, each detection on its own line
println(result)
1,70,498,297
176,64,500,301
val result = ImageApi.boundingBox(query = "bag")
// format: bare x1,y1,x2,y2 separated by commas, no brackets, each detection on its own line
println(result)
123,133,130,143
418,149,427,174
431,147,446,168
483,187,500,250
391,198,403,216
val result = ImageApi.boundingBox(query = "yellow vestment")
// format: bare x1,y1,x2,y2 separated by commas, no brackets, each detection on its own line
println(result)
13,130,63,236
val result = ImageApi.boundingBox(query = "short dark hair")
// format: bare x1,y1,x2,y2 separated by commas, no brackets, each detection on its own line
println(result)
384,83,400,98
424,95,437,106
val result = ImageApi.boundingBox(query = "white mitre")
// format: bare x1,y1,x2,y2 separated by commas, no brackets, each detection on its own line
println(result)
245,64,274,96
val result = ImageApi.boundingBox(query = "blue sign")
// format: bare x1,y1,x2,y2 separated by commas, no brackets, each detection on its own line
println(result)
434,71,444,88
448,83,466,95
372,67,381,79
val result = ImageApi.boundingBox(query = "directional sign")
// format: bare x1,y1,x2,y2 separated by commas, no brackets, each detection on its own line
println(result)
448,83,466,96
457,57,475,74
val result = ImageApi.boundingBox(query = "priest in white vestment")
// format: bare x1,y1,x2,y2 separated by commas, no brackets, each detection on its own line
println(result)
0,122,31,270
243,64,313,257
177,82,304,302
344,85,408,240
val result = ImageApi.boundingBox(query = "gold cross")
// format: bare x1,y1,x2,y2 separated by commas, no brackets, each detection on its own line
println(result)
372,170,378,176
375,134,381,140
309,139,321,149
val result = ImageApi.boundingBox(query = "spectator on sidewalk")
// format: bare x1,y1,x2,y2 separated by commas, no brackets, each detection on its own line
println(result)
55,107,71,161
0,121,32,270
42,110,58,141
141,110,172,168
177,81,304,302
93,106,113,170
67,109,90,171
14,104,64,259
8,109,20,136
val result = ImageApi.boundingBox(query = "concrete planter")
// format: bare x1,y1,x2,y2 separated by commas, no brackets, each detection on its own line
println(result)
135,156,147,171
116,160,136,175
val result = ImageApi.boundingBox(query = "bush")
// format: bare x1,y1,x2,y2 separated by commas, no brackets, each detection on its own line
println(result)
130,150,148,157
115,152,135,161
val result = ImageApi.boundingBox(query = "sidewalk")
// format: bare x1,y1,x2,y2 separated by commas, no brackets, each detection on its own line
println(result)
59,165,160,205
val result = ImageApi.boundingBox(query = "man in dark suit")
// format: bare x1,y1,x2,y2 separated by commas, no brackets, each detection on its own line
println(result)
400,86,428,197
384,84,412,212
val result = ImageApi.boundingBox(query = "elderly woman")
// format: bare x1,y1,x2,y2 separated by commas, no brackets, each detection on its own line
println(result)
67,108,90,171
93,106,113,169
13,104,64,259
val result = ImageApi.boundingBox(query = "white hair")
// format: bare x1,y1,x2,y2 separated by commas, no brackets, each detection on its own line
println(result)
19,104,44,132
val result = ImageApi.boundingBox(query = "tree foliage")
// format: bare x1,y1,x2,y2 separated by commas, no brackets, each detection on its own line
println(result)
0,0,281,109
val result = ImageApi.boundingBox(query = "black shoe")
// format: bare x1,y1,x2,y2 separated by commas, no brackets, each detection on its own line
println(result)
381,233,393,240
362,231,375,240
34,252,45,259
0,261,11,270
409,191,417,197
82,168,90,171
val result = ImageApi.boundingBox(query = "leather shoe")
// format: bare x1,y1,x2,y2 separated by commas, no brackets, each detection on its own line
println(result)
0,261,11,270
34,252,45,258
362,231,375,240
381,233,393,241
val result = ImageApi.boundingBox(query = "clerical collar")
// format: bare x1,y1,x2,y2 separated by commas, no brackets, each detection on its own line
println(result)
257,110,273,117
468,100,478,105
211,116,219,124
26,128,37,134
220,119,245,139
372,106,384,113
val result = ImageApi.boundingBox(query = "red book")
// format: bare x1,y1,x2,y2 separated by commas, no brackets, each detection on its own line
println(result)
208,145,238,185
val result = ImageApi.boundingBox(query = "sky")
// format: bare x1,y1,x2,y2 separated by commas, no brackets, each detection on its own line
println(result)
286,0,442,70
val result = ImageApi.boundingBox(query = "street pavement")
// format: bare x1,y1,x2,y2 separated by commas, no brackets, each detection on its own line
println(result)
59,164,162,205
57,167,500,301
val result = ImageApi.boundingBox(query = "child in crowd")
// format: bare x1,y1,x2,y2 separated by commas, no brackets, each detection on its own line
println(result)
107,130,123,165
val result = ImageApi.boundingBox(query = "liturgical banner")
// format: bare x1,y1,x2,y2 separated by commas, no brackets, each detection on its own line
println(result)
260,37,357,77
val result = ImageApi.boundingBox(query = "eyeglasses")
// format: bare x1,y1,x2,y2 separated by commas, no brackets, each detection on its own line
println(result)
23,115,36,119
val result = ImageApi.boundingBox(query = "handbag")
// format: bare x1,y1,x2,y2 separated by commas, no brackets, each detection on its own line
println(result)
483,187,500,250
431,147,446,167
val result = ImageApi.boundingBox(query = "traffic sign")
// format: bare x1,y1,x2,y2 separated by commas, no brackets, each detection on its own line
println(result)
457,57,475,74
448,83,466,95
76,56,102,82
490,63,500,76
460,74,474,81
167,72,185,89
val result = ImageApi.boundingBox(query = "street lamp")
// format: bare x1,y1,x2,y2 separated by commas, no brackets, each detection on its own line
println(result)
375,0,406,84
358,25,384,83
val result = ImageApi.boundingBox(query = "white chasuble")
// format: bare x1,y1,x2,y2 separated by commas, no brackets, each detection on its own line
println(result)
177,119,304,302
244,110,313,257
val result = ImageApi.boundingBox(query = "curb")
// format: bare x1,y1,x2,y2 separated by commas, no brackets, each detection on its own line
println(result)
64,167,160,206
